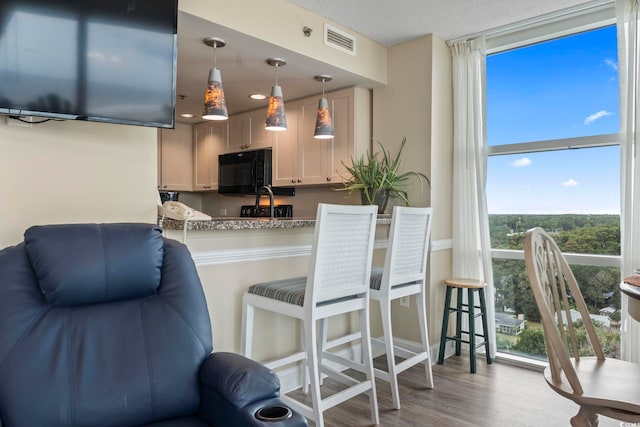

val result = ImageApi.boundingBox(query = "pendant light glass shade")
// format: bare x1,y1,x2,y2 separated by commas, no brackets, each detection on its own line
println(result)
202,68,228,120
313,75,333,139
202,37,228,121
265,84,287,131
265,58,287,131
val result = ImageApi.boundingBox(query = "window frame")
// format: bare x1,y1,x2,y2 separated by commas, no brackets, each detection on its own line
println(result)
483,3,622,364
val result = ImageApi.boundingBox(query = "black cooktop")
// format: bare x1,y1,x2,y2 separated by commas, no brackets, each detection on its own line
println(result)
240,205,293,218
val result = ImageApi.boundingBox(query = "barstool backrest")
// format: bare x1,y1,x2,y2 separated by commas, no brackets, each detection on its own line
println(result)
381,206,432,291
305,203,378,306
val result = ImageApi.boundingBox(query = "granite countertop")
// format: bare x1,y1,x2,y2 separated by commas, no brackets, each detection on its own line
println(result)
160,215,392,231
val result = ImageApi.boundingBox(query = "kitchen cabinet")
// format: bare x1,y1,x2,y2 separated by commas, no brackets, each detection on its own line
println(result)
272,86,370,187
193,121,226,191
157,122,193,191
226,108,273,152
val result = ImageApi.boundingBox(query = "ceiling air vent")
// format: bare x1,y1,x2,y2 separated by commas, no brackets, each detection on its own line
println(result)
324,23,356,56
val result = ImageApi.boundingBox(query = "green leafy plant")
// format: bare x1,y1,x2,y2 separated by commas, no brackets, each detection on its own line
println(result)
336,137,430,206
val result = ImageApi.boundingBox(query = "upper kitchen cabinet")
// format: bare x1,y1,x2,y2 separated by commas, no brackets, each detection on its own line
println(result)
158,122,193,191
226,108,273,152
272,86,371,187
272,107,300,186
193,121,226,191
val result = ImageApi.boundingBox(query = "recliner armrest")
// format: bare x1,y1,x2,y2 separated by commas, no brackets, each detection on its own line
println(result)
199,352,279,408
198,352,308,426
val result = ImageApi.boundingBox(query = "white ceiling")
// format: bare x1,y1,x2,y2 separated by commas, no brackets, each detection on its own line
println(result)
284,0,596,46
175,0,595,123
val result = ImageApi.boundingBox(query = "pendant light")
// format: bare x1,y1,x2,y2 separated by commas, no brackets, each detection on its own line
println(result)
313,75,334,139
265,58,288,131
202,37,228,121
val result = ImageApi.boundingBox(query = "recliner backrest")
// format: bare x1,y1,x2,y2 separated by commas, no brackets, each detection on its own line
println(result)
0,223,213,427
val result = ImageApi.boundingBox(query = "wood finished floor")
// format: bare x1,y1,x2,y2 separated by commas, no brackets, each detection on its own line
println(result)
287,355,624,427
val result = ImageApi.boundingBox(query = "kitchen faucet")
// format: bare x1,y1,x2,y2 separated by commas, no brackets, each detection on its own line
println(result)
255,185,275,219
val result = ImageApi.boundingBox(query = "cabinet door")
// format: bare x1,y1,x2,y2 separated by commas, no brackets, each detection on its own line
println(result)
248,109,273,149
193,122,226,190
326,89,355,184
226,112,250,152
226,109,272,152
298,98,328,185
272,105,299,186
158,123,193,191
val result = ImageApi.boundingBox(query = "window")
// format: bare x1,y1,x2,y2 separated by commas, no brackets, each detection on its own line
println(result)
486,24,621,361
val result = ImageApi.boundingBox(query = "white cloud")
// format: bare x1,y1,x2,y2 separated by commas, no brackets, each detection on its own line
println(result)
563,179,579,188
510,157,532,168
604,58,618,71
584,110,612,125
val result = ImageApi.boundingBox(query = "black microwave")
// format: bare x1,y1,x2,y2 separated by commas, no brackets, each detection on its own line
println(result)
218,148,272,195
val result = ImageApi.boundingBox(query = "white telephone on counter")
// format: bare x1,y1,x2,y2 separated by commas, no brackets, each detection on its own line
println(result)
159,201,211,221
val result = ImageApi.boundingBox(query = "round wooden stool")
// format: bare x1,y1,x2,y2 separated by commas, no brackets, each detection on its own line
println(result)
437,278,492,373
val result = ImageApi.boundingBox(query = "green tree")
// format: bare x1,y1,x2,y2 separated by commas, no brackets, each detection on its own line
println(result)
510,328,547,356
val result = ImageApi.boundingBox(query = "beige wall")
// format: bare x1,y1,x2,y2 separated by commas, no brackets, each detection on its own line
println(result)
179,0,387,86
372,34,454,345
0,117,157,248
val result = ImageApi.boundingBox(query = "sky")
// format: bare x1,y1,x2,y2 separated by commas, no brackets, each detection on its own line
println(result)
486,25,620,215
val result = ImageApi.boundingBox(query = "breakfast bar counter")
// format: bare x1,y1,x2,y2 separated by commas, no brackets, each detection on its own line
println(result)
159,215,391,231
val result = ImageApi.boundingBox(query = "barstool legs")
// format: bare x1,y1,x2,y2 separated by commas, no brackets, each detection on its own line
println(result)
438,282,492,373
478,287,493,366
437,286,453,365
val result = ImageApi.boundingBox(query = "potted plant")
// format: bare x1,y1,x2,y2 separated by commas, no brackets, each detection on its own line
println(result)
336,137,430,214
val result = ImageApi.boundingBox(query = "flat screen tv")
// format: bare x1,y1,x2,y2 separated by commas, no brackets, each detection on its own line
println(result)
0,0,178,128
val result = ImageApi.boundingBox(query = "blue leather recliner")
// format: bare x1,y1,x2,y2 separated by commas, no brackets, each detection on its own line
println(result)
0,223,307,427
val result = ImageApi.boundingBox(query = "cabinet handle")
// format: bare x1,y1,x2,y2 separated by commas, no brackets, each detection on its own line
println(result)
326,177,332,181
203,186,211,189
291,179,296,184
297,179,302,183
163,185,168,189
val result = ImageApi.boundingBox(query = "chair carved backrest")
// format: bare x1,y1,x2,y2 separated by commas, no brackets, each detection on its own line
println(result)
524,227,605,394
381,206,432,292
305,203,378,308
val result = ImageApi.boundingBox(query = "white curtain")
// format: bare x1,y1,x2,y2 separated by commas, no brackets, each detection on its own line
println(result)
617,0,640,362
449,38,497,357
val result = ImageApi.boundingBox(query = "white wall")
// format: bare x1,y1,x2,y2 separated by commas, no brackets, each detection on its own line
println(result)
0,116,157,248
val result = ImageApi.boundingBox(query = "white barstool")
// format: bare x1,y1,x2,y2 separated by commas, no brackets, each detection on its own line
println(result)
241,203,379,427
369,206,434,409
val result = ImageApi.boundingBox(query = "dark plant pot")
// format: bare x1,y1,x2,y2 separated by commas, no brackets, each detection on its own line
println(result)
360,189,389,214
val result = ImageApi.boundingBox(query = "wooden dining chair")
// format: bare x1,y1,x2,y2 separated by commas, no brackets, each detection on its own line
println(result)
524,227,640,427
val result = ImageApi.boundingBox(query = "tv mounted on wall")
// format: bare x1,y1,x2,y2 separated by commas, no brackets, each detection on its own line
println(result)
0,0,178,128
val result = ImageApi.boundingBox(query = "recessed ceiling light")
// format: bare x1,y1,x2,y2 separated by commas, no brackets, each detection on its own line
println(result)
249,93,268,100
180,113,196,118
